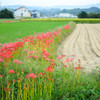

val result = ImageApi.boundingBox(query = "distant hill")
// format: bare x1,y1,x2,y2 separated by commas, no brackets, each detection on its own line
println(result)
1,4,100,17
51,3,100,9
61,7,100,15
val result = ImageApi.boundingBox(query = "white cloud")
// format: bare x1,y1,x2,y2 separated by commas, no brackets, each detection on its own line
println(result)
1,0,100,6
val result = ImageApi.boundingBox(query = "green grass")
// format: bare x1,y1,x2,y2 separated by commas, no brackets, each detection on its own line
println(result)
0,19,20,23
0,21,68,44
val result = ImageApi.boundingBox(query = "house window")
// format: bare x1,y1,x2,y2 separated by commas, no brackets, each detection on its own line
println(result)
24,10,26,12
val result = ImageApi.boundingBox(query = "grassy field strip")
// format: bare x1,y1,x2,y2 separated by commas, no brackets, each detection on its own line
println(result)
0,21,68,43
1,18,100,23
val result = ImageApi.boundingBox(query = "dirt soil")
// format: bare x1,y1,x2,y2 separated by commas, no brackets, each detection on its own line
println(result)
58,24,100,71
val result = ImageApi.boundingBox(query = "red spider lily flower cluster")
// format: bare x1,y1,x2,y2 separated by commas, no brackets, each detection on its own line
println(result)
13,59,22,64
75,66,82,69
13,79,16,83
46,66,53,73
66,58,74,62
3,87,11,91
0,24,70,95
4,21,14,23
26,73,36,79
64,25,70,30
8,70,15,74
0,42,24,62
66,58,70,62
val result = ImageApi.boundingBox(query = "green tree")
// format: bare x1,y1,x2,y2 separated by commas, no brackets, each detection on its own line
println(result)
0,9,14,18
77,11,88,18
88,13,100,18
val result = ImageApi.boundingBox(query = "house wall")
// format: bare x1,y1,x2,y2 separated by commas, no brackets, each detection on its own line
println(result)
14,7,30,18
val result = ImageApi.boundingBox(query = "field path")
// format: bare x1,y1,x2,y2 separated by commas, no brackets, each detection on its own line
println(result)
59,24,100,71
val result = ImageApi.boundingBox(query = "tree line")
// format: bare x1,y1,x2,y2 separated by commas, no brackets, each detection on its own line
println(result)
0,8,100,18
77,11,100,18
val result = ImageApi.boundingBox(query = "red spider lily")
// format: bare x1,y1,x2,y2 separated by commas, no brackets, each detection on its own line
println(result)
0,50,13,61
51,63,56,66
26,73,36,79
4,21,14,23
33,51,37,53
66,58,70,62
34,56,38,59
6,81,10,85
42,55,47,58
45,57,50,61
38,72,42,76
42,73,46,75
75,67,82,69
21,69,24,72
63,64,67,67
3,87,11,91
1,42,24,51
53,31,58,36
4,64,7,67
64,25,70,30
28,51,33,54
17,72,20,75
62,55,66,57
17,78,21,81
58,29,62,32
0,58,4,62
13,79,16,83
47,78,54,82
23,49,29,51
0,43,2,46
46,66,53,73
8,70,15,74
36,35,42,40
26,55,33,58
42,50,50,56
50,59,54,62
70,58,74,61
57,55,63,59
41,33,48,39
13,59,22,64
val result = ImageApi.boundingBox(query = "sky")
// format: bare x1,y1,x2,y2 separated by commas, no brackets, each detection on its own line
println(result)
0,0,100,6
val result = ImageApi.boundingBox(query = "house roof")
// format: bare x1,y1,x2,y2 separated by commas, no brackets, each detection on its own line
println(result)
15,6,28,11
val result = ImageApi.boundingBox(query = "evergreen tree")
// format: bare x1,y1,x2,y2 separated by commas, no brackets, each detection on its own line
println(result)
0,9,14,18
77,11,88,18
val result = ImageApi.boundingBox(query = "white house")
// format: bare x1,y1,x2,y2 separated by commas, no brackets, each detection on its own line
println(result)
31,12,40,18
58,13,77,18
14,7,31,18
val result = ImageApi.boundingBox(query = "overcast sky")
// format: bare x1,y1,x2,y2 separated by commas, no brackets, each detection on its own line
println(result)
0,0,100,6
